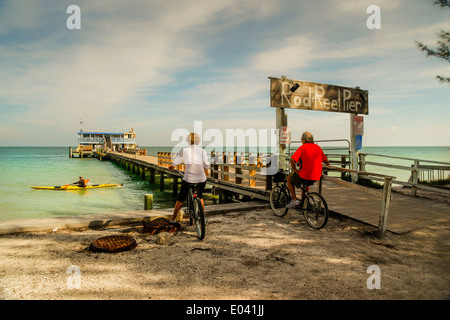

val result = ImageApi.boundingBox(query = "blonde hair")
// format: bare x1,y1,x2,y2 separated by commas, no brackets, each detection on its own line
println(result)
187,132,201,145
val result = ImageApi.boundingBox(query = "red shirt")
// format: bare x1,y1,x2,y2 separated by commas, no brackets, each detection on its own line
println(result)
291,143,328,181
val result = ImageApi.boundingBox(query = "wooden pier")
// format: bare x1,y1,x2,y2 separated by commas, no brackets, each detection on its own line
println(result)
102,150,449,238
108,151,272,202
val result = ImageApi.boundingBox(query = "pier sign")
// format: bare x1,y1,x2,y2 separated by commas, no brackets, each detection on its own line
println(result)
280,126,291,145
355,135,362,150
270,77,369,115
353,115,364,135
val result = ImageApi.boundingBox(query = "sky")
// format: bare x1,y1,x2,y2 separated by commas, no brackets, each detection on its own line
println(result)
0,0,449,147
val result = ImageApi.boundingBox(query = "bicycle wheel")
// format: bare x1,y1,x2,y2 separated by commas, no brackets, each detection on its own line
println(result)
269,186,289,217
303,192,328,229
193,197,206,240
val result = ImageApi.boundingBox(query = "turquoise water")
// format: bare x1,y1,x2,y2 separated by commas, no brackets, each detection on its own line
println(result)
0,146,448,221
0,147,181,221
359,146,450,182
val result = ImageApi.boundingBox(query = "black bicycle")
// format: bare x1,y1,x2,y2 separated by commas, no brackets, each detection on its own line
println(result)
185,182,206,240
269,169,329,229
172,169,206,240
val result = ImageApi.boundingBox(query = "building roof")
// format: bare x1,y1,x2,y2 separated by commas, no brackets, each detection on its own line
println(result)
77,132,130,135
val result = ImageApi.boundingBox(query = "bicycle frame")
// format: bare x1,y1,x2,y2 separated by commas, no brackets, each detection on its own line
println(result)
186,185,201,215
172,168,206,239
274,176,310,208
270,169,329,229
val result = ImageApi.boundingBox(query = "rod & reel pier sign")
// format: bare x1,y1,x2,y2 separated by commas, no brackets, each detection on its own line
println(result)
270,76,369,115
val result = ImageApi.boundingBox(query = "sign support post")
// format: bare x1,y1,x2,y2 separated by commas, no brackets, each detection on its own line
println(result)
350,114,358,183
350,113,364,183
276,107,288,169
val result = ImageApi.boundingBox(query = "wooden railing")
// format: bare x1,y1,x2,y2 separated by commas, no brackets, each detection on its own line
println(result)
323,165,395,238
210,152,274,190
359,153,450,197
157,151,275,191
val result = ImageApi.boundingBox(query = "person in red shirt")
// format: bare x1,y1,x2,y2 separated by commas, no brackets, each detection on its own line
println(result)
286,132,329,208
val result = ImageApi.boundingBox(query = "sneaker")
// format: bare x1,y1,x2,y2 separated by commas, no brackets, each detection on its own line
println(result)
286,199,301,208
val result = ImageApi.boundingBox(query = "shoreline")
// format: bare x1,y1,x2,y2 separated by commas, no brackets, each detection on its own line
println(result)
0,202,268,235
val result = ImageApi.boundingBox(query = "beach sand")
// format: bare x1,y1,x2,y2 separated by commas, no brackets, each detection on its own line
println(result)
0,208,448,300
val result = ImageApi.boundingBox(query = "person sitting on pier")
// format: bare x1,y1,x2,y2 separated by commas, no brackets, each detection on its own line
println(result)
72,176,87,188
168,132,210,223
286,131,330,208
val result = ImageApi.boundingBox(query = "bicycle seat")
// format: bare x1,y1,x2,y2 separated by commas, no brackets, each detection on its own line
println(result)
301,181,315,190
273,170,286,182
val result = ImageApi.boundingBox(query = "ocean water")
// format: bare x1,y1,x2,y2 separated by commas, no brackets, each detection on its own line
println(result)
358,146,450,182
0,147,182,221
0,146,448,221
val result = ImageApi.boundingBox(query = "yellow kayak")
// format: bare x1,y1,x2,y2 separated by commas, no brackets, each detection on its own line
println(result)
30,183,123,190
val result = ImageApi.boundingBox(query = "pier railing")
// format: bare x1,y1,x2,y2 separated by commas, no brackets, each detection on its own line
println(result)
359,153,450,197
157,151,275,190
323,165,395,238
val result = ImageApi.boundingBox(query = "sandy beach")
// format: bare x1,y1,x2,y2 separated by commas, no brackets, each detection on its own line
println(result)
0,206,448,301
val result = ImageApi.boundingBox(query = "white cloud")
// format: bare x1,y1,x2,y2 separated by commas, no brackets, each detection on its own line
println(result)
0,1,231,130
250,35,320,74
0,0,448,146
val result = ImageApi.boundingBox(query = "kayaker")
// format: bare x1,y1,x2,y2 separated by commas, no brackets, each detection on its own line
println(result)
72,176,87,187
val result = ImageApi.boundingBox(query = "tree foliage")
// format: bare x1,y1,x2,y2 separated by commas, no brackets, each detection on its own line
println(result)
415,0,449,84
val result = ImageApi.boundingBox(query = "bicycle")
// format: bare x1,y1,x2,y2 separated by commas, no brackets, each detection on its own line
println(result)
269,169,329,229
171,169,206,240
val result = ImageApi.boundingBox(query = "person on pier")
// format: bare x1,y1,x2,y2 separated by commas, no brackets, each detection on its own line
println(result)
168,133,210,223
286,131,330,208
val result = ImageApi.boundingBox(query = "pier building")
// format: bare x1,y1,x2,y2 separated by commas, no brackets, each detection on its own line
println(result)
70,128,138,157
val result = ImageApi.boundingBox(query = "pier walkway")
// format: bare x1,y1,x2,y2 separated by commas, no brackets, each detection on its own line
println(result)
107,152,449,235
318,179,449,234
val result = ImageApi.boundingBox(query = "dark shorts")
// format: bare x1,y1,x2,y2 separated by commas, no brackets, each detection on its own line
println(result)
288,172,316,188
177,180,206,202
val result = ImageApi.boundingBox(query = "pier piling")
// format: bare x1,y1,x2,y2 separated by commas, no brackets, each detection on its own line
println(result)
144,194,154,210
159,172,165,191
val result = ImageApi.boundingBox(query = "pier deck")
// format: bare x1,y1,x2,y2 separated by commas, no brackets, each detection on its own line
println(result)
318,180,449,234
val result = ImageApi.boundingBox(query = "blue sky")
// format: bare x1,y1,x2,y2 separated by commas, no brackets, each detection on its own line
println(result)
0,0,449,147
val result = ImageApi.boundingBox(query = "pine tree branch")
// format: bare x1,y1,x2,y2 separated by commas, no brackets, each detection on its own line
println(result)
436,75,450,84
434,0,450,7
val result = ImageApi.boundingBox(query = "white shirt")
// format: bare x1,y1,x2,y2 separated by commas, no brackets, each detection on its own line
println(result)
173,145,210,183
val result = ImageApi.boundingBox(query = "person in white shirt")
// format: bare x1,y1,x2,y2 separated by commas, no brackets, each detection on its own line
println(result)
168,133,210,223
